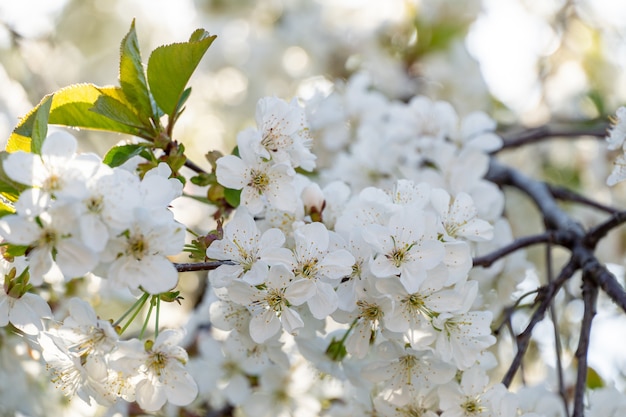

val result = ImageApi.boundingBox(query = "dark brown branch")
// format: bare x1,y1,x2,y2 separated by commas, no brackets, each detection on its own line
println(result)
501,259,576,387
496,123,608,152
184,158,208,174
472,232,555,268
585,210,626,247
547,243,570,417
487,159,626,313
175,260,234,272
572,274,598,417
548,184,620,215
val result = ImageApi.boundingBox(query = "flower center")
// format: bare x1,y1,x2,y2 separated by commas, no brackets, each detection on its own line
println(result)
249,169,270,192
461,397,484,415
265,288,286,312
297,258,318,279
356,300,383,322
128,234,148,260
86,195,104,214
148,351,168,377
43,174,62,192
39,228,59,247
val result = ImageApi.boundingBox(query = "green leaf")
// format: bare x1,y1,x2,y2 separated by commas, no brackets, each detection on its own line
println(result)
147,30,216,117
7,84,142,152
223,187,241,208
587,366,604,389
3,244,28,258
103,144,147,168
119,20,155,123
0,200,14,218
30,95,52,155
91,90,148,130
0,152,27,201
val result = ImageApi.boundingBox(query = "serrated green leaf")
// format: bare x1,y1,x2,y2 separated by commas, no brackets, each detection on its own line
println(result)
7,84,142,152
223,187,241,208
91,92,148,130
119,20,155,123
103,144,147,167
147,30,216,117
30,95,52,155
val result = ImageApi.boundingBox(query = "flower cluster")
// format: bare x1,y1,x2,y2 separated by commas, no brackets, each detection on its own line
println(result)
0,131,196,410
192,94,538,416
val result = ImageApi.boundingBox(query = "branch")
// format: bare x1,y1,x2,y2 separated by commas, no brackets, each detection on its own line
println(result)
585,210,626,246
548,184,620,215
501,259,576,387
487,160,626,312
184,158,208,174
496,123,608,152
572,274,598,417
175,260,234,272
472,232,555,268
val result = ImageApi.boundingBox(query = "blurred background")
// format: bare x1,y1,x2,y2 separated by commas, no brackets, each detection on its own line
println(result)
1,0,625,147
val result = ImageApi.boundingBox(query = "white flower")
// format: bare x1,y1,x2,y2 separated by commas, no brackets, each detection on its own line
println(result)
607,153,626,186
456,111,502,152
0,204,98,283
3,131,99,204
363,207,445,293
254,96,316,171
216,132,297,214
438,367,517,417
110,330,198,412
431,310,496,369
363,341,455,406
80,165,141,252
207,208,285,287
263,222,354,319
607,106,626,150
228,264,315,343
104,208,184,294
241,364,321,417
0,289,51,335
431,189,493,242
39,329,118,406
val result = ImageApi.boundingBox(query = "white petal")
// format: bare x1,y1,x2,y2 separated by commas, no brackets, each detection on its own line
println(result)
249,309,281,343
0,215,41,245
165,371,198,406
281,307,304,334
216,155,247,189
137,257,179,294
55,238,98,278
285,279,315,305
135,378,166,412
307,281,338,319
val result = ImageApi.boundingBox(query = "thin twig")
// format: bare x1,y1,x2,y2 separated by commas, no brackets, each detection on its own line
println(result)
501,259,576,387
547,242,570,417
548,184,620,215
572,274,598,417
496,123,608,152
473,232,555,268
585,210,626,247
184,158,208,174
175,260,234,272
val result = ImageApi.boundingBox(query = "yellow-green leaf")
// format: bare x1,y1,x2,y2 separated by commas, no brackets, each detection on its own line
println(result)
7,84,142,153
